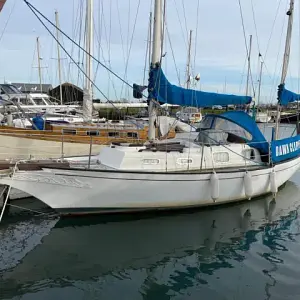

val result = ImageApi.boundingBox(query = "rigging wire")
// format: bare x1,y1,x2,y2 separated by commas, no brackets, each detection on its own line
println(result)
93,0,102,87
251,0,262,93
116,0,127,67
192,0,200,78
181,0,189,42
238,54,248,94
172,0,187,50
251,0,261,57
238,0,256,97
29,43,37,82
77,0,84,87
251,0,280,99
257,0,284,98
165,26,181,85
67,0,76,82
24,0,131,116
23,1,136,95
268,4,287,104
23,0,161,128
264,0,283,60
119,0,141,100
0,0,17,44
94,0,119,101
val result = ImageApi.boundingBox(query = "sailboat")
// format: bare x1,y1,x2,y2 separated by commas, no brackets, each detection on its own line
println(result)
0,0,300,215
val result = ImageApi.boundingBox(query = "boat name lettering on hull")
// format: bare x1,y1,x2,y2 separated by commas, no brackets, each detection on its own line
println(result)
275,141,300,157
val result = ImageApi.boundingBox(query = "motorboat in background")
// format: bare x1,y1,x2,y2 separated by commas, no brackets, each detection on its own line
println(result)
176,107,202,125
0,84,79,115
248,108,272,123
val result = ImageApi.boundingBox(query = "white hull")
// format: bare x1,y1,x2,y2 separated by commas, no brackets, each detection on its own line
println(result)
0,135,104,160
1,156,300,214
2,181,299,284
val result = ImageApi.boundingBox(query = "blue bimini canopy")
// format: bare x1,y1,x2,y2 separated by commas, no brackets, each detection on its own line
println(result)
148,67,252,108
278,83,300,106
203,111,269,155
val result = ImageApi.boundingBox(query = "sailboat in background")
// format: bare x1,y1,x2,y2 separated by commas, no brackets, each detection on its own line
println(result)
0,0,175,160
0,0,300,215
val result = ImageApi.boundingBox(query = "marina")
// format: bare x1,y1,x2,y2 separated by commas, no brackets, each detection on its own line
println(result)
1,0,300,299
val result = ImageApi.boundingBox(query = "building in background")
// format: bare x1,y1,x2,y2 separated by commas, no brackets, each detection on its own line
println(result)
49,82,83,104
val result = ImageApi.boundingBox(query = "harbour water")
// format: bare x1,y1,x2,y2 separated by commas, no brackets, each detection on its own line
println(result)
1,125,300,299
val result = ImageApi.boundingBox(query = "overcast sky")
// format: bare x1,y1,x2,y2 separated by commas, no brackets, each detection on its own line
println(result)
0,0,298,103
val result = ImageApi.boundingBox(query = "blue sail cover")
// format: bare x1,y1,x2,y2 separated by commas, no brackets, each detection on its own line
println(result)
148,67,252,107
278,83,300,106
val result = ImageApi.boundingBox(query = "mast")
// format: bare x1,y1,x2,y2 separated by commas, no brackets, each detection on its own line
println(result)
186,30,193,89
36,37,42,93
257,60,263,108
83,0,93,123
148,0,162,140
148,12,153,75
55,11,63,105
143,12,153,86
245,35,253,97
275,0,295,139
223,77,227,93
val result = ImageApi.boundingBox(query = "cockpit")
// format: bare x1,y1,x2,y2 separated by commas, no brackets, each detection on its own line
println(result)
196,114,252,145
196,111,269,156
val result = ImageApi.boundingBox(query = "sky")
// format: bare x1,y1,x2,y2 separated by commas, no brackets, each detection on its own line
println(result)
0,0,299,103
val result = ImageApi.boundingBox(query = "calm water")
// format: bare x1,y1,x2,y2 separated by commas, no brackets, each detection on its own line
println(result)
1,124,300,299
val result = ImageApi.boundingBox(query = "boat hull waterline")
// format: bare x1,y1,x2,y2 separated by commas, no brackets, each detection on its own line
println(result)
1,156,300,215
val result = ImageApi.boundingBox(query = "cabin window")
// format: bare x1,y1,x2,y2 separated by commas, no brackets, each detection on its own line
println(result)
86,130,100,136
33,98,46,105
177,158,193,165
19,98,34,105
127,132,138,138
62,128,77,135
143,159,160,165
213,152,229,163
108,132,119,137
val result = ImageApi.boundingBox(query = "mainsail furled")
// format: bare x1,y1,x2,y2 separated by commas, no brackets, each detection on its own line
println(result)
148,67,252,108
278,83,300,106
0,0,7,12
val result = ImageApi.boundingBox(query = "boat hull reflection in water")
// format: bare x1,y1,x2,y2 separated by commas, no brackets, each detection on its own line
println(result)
1,175,300,299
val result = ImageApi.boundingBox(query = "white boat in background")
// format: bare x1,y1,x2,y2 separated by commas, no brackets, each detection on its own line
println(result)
255,112,272,123
93,101,179,111
248,109,272,123
0,84,79,115
176,107,202,124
